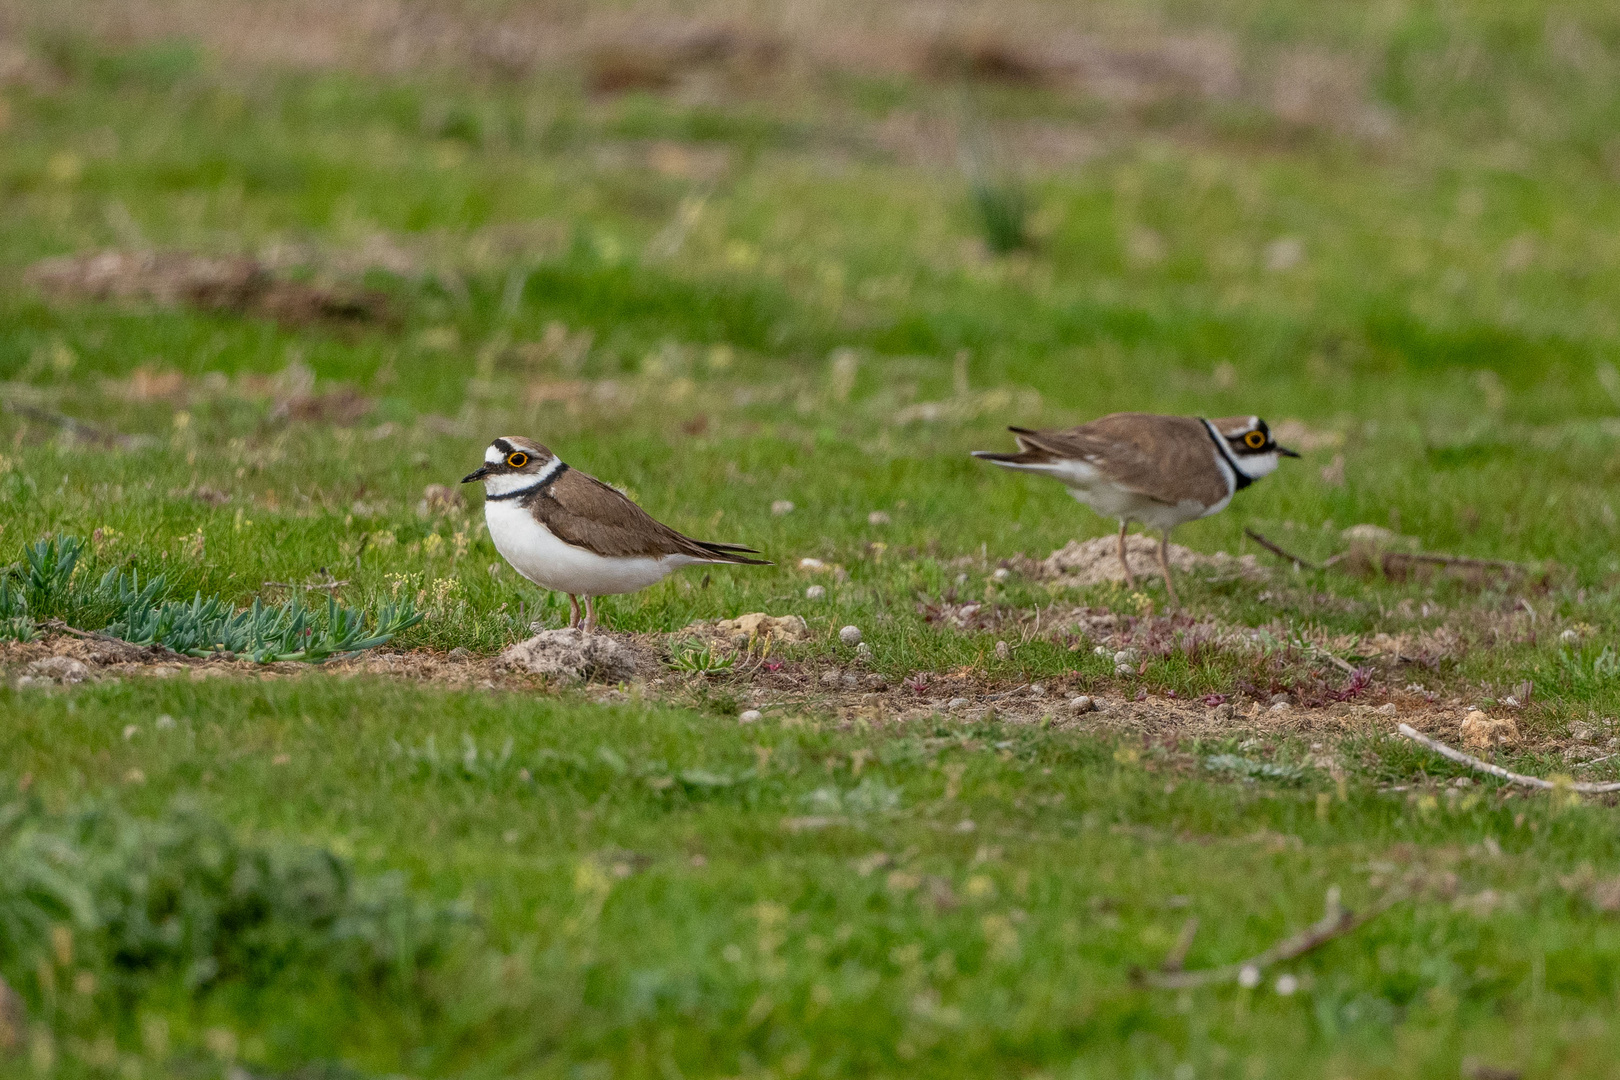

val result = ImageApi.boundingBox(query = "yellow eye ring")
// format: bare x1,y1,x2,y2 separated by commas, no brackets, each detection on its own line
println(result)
506,452,529,468
1243,431,1267,449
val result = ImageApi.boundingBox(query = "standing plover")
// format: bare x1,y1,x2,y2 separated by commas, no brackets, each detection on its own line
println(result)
463,437,767,631
973,413,1297,604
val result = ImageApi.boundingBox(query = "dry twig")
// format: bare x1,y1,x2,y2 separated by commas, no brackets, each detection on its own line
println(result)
1134,885,1408,989
1243,528,1320,570
1397,724,1620,793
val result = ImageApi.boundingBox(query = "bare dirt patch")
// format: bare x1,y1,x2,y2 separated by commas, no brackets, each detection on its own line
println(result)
0,623,1570,760
25,250,392,329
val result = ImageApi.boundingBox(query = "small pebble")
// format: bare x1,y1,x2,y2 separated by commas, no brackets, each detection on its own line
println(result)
1114,649,1139,666
739,709,762,724
855,642,873,660
1238,965,1261,989
1452,776,1473,788
1274,974,1298,996
799,557,827,571
955,819,976,833
867,511,891,526
1093,645,1111,658
1068,696,1095,714
991,567,1010,582
1269,702,1291,713
1115,664,1134,676
772,500,795,516
995,641,1010,660
1376,703,1398,716
1029,683,1045,697
947,697,970,711
155,714,176,730
1269,693,1292,707
805,584,826,601
839,625,862,646
1213,703,1235,722
448,647,472,660
122,724,139,740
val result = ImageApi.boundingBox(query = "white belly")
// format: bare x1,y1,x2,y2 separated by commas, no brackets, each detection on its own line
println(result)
1067,484,1225,531
485,501,691,596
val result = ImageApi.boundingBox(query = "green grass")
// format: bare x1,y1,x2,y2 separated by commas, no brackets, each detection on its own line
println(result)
8,676,1620,1078
5,3,1620,1073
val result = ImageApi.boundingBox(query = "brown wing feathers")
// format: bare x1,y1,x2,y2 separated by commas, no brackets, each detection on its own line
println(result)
525,468,768,564
979,413,1230,507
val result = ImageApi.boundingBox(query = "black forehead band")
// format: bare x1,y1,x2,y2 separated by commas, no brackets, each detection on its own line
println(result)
493,438,514,455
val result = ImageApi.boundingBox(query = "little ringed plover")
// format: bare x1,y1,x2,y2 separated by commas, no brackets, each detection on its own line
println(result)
973,413,1297,605
463,436,768,631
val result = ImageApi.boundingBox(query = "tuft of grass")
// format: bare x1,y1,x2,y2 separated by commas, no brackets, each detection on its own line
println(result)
969,178,1031,254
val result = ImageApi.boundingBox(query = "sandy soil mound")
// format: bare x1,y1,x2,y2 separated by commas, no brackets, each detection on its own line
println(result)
1040,535,1261,586
498,629,657,683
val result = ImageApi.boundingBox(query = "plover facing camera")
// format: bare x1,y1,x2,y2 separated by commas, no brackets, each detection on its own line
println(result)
464,437,768,631
973,413,1296,605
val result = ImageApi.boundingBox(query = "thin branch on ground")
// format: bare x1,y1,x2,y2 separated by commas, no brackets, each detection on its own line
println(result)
39,619,185,658
0,399,149,450
1243,529,1321,570
1160,917,1198,973
1397,724,1620,793
1135,885,1409,989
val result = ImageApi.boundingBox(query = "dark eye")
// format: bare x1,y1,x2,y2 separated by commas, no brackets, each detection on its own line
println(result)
507,452,529,468
1243,431,1267,450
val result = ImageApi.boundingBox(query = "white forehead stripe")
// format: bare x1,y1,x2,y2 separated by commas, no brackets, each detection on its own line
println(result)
486,444,506,463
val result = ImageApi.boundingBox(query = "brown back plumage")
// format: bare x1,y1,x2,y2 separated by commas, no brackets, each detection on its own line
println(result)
523,467,768,564
987,412,1230,507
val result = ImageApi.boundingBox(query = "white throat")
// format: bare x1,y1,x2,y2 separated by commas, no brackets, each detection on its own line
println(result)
1232,451,1280,480
485,455,563,497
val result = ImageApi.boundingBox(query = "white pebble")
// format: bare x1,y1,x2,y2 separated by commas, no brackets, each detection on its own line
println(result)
122,724,139,740
772,500,795,516
1560,628,1579,643
839,625,862,646
1093,645,1111,658
805,584,826,600
799,557,826,571
947,697,970,711
855,642,872,659
739,709,762,724
1115,664,1134,676
1068,696,1095,713
1029,683,1045,697
1114,649,1139,665
1238,965,1261,989
995,641,1010,660
868,510,891,526
1274,974,1298,996
155,714,176,730
991,567,1010,581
